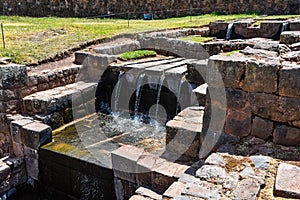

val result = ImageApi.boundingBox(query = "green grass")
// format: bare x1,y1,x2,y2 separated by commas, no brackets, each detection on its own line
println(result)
119,50,157,61
0,14,299,64
180,35,213,43
226,50,241,56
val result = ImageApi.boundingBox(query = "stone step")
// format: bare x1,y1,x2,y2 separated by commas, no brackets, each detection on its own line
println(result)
165,106,204,161
192,83,208,106
280,31,300,44
22,81,97,129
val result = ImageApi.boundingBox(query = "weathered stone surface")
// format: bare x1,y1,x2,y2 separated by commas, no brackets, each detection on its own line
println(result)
0,162,10,182
196,165,227,184
21,122,52,149
207,54,247,88
240,46,278,58
290,42,300,51
226,88,248,110
281,50,300,62
166,107,204,160
186,59,208,84
241,60,280,93
250,93,300,123
275,163,300,198
234,178,260,200
94,39,140,55
163,182,185,198
251,117,273,140
253,40,279,51
223,172,239,189
279,64,300,98
280,31,300,44
273,125,300,146
129,195,152,200
183,182,220,199
224,108,252,137
135,187,162,200
24,146,39,180
112,145,144,183
136,153,157,187
138,37,210,60
0,64,27,89
205,153,226,167
10,119,34,143
249,155,271,170
151,158,178,192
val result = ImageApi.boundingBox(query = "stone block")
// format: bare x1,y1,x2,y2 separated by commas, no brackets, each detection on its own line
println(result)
149,158,181,193
233,178,260,200
251,117,273,140
225,108,252,137
21,122,52,149
274,163,300,198
183,182,220,199
0,162,10,182
273,125,300,146
196,165,227,184
135,187,162,200
166,107,204,160
24,146,39,180
279,64,300,98
280,31,300,44
111,145,144,183
136,153,157,187
10,118,34,143
226,88,248,110
250,93,300,123
241,60,280,93
163,182,185,198
186,59,208,84
0,64,27,89
207,54,248,88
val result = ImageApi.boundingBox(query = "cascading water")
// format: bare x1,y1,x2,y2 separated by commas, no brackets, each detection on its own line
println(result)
134,73,145,118
154,72,165,121
113,71,125,113
226,23,234,40
281,22,288,33
175,76,186,115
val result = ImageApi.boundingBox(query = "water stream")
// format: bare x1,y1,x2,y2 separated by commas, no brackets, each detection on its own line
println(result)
134,73,145,118
281,22,288,33
226,23,234,40
113,71,125,112
154,72,165,121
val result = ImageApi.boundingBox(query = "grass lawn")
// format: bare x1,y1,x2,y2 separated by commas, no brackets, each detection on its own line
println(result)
119,50,157,61
179,35,213,43
0,14,299,64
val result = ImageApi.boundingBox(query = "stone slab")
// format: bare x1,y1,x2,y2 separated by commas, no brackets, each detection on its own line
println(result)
275,163,300,198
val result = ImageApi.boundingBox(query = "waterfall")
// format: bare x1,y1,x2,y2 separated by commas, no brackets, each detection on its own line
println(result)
175,76,186,115
281,22,288,33
226,23,234,40
134,73,145,117
154,72,165,121
113,71,125,113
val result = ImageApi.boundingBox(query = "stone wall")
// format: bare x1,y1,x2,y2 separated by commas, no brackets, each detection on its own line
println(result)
0,0,299,17
204,52,300,146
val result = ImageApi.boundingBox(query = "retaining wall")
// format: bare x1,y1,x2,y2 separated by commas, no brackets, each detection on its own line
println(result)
0,0,299,17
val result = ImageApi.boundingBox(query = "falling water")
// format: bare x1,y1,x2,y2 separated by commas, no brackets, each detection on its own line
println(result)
226,23,234,40
134,73,145,117
175,76,186,115
281,22,288,33
154,73,165,121
113,71,125,112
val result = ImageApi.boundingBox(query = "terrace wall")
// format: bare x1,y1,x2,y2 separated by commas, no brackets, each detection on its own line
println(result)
0,0,299,18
